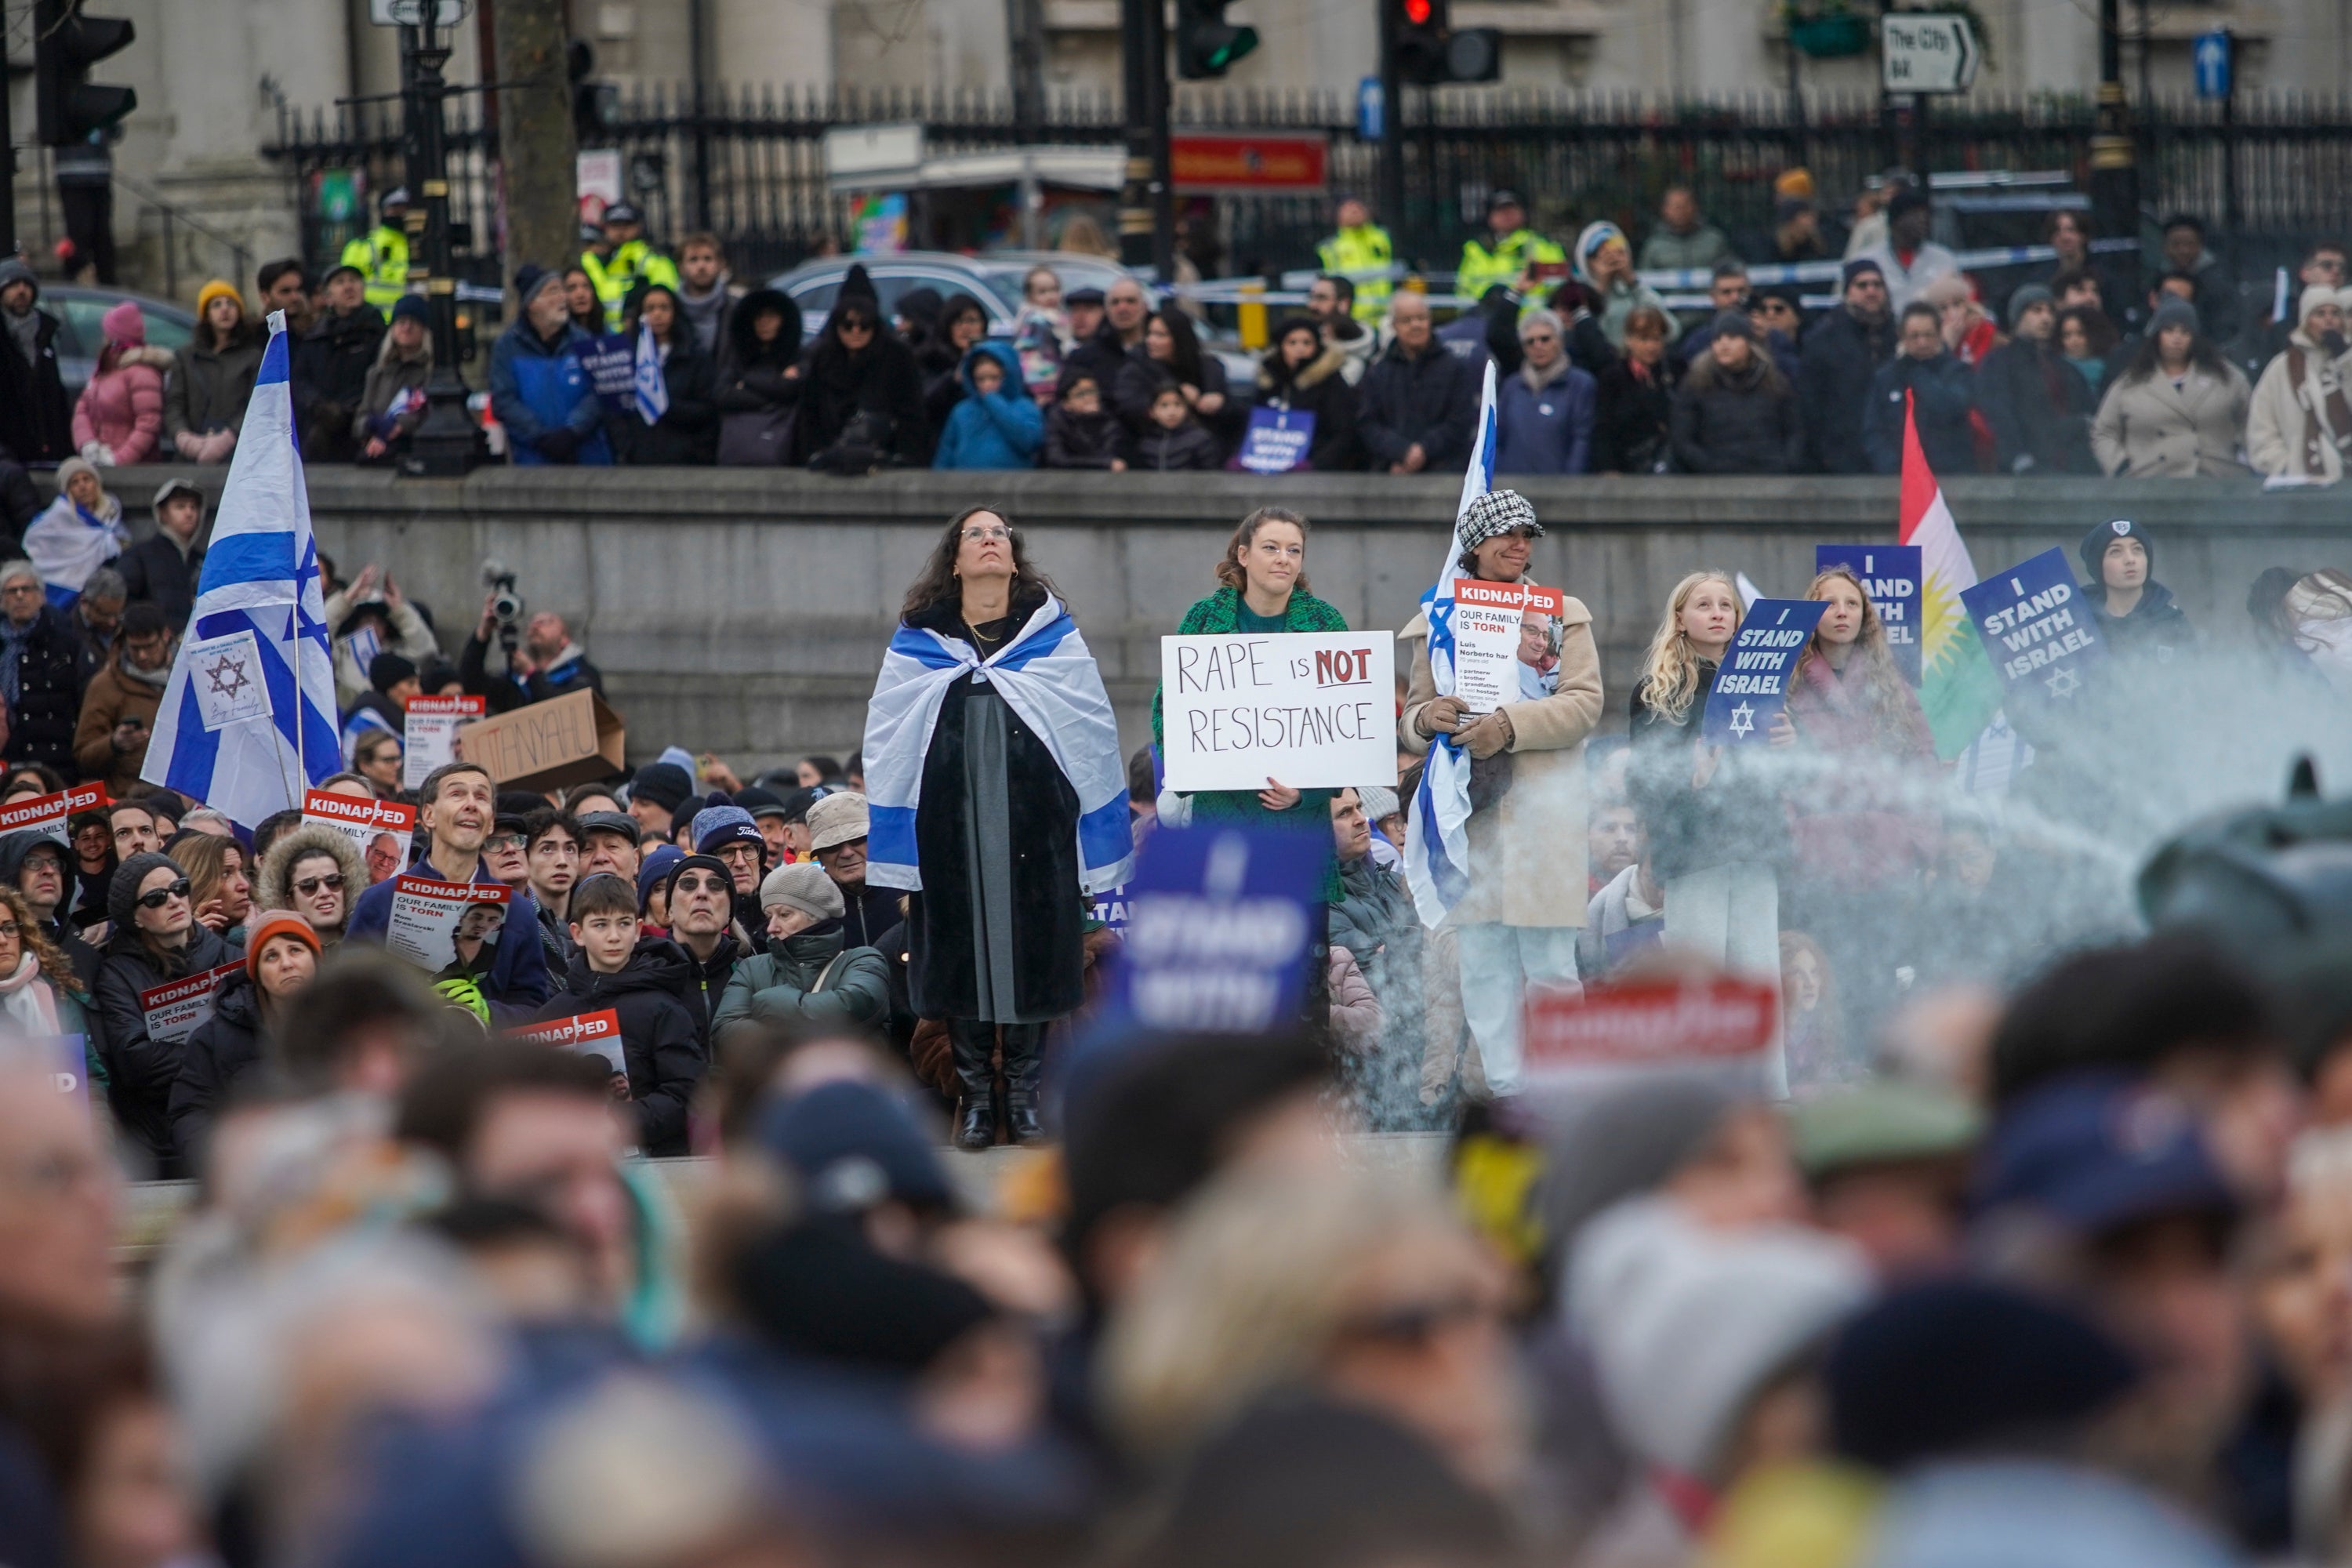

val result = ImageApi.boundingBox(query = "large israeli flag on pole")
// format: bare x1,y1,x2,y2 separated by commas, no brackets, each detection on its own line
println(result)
140,312,339,828
1402,359,1497,928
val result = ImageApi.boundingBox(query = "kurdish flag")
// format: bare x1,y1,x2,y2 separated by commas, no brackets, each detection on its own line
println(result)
1897,395,2004,758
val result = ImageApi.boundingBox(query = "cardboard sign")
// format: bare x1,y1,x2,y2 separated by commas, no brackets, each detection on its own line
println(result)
402,694,487,790
1703,599,1827,745
1961,547,2106,711
1109,826,1326,1034
1450,579,1567,715
1236,406,1316,474
1523,975,1778,1075
1160,631,1396,793
302,789,416,884
456,689,626,792
0,782,108,842
384,876,513,973
136,961,246,1047
1816,544,1922,685
510,1007,628,1076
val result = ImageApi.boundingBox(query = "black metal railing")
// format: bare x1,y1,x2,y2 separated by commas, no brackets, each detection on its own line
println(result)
264,86,2352,292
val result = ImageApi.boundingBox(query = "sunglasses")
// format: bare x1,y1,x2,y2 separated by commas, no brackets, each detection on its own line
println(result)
837,316,874,332
484,833,526,853
673,873,730,895
137,879,192,909
295,873,346,896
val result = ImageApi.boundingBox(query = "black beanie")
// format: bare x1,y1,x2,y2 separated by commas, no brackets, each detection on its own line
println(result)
368,652,418,694
107,851,183,938
2079,517,2152,580
628,761,693,813
728,1218,993,1373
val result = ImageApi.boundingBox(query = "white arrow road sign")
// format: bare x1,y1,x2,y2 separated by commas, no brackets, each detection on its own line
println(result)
1882,13,1980,94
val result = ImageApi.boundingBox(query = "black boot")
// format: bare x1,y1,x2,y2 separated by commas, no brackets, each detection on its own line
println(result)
949,1017,996,1149
1001,1022,1049,1146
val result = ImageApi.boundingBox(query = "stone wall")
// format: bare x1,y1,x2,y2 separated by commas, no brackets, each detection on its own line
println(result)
121,466,2351,776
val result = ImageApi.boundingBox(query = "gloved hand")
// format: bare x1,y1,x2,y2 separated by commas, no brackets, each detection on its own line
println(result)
535,426,581,463
433,974,490,1023
78,441,110,466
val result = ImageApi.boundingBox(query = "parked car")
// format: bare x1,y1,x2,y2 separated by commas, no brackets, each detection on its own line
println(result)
44,286,198,407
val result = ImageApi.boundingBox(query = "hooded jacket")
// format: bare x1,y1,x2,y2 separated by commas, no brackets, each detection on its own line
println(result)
0,262,71,464
534,938,706,1156
72,640,172,796
710,927,891,1039
117,528,205,630
2085,579,2198,666
1495,352,1597,475
254,822,368,938
1671,350,1805,474
488,313,612,466
792,271,930,468
71,302,171,464
713,288,804,465
919,292,992,431
94,923,238,1172
165,967,267,1168
1357,336,1477,470
931,343,1043,470
1253,340,1360,471
607,321,717,466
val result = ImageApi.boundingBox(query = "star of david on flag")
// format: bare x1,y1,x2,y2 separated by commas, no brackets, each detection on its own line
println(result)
633,320,670,425
140,313,340,829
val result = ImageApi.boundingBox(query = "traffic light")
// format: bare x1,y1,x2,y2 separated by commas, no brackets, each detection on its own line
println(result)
33,0,137,147
568,39,619,147
1392,0,1500,85
1174,0,1258,79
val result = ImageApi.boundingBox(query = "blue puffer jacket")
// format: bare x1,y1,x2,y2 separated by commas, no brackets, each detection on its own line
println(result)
931,343,1043,470
488,319,613,466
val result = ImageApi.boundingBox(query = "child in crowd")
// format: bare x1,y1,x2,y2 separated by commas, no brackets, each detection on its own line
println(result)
931,344,1042,471
537,870,702,1156
1043,372,1128,470
1134,386,1221,471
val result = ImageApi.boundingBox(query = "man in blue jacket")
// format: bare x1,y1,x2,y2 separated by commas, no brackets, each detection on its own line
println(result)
350,760,554,1020
489,263,612,466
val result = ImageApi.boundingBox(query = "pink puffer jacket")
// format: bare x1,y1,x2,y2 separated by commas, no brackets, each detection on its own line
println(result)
71,301,171,464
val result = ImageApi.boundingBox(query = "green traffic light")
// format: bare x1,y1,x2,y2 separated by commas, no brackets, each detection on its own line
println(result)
1212,24,1259,67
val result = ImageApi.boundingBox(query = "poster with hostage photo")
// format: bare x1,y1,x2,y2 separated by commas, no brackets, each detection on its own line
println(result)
302,789,416,885
508,1008,629,1100
384,877,513,974
1449,579,1565,713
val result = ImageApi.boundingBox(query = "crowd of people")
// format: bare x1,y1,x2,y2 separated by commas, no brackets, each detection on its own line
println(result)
5,174,2350,484
0,496,2347,1568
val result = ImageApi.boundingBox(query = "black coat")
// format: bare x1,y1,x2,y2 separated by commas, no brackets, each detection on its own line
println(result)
1042,405,1128,469
167,967,266,1167
2089,579,2199,665
0,459,38,546
1132,423,1223,471
94,926,237,1174
1254,343,1361,470
2,605,89,773
608,332,718,466
675,928,746,1048
1062,320,1131,391
1976,339,2099,474
1113,348,1243,456
713,289,804,458
1671,354,1806,474
902,587,1087,1023
833,880,902,954
1865,351,1978,476
1797,307,1896,474
535,938,706,1156
1592,356,1679,474
292,304,387,449
1356,339,1476,470
0,307,71,464
118,532,205,630
791,329,930,468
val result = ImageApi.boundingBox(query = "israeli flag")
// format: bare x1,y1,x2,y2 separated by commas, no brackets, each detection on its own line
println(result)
140,313,339,829
633,320,669,425
1403,360,1497,928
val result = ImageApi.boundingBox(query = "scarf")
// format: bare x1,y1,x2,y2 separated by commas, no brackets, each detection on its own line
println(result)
0,950,60,1036
862,591,1133,896
3,306,37,366
678,278,730,350
120,645,175,689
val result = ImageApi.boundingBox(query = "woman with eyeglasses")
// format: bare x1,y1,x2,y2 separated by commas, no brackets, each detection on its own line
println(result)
1494,307,1595,475
867,507,1128,1149
168,909,322,1169
93,851,237,1175
254,823,366,946
792,263,930,471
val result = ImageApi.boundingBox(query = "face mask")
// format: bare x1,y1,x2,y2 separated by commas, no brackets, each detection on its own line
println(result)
2323,329,2348,357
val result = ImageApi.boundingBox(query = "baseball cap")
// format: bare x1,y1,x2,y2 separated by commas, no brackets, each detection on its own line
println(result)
1973,1073,2237,1237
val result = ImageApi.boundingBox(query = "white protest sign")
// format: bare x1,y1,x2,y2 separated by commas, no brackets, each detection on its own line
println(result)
1450,579,1566,715
302,789,416,884
186,630,272,731
384,876,512,973
136,961,246,1047
1160,631,1396,793
0,782,108,844
402,694,487,789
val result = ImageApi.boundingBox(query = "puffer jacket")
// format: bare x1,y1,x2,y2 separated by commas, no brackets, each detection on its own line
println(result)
71,303,171,465
1670,351,1805,474
710,927,891,1038
931,343,1043,470
94,925,238,1174
1251,341,1360,471
532,938,705,1156
165,967,267,1169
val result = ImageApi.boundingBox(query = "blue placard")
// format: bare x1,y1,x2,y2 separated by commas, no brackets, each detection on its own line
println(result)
2194,30,2232,100
1236,406,1316,474
1106,826,1323,1034
1958,546,2105,710
1816,544,1923,685
1089,882,1132,933
1702,598,1827,745
572,332,637,412
1358,77,1384,141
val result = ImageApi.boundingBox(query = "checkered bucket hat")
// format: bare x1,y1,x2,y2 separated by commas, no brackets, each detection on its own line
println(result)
1458,488,1542,553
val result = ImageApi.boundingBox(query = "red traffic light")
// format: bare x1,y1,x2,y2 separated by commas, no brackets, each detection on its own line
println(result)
1403,0,1432,21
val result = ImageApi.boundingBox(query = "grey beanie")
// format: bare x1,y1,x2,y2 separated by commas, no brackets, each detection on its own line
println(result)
1357,785,1400,824
2005,283,2054,331
2148,296,2201,339
1534,1073,1740,1272
759,862,844,923
108,851,185,937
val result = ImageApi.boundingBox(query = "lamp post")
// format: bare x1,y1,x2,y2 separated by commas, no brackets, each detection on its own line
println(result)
395,2,483,477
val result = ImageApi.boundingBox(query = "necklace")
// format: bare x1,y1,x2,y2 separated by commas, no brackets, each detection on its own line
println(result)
963,616,1005,651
